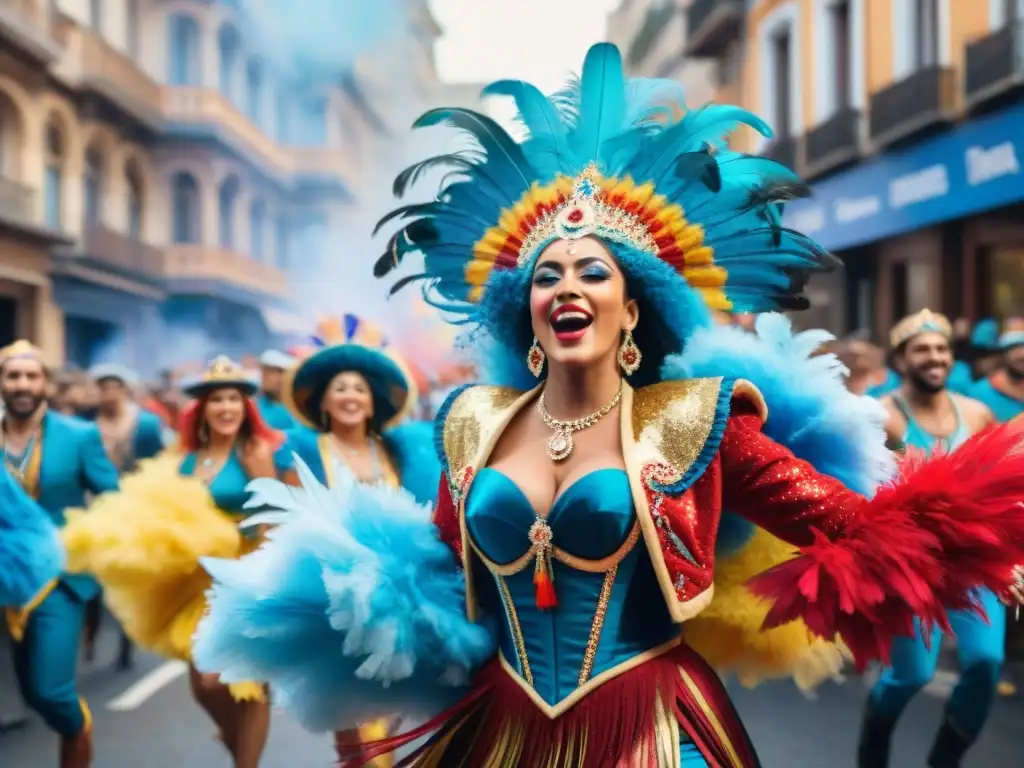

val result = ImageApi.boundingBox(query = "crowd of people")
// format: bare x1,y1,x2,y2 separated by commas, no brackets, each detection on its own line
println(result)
3,41,1024,768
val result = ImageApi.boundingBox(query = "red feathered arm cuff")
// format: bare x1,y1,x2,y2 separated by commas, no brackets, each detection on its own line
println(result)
720,407,1024,670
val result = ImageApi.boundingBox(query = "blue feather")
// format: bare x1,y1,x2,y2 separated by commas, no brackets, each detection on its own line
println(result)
193,460,495,733
576,43,626,169
0,465,65,608
481,80,576,179
662,314,896,555
381,420,442,505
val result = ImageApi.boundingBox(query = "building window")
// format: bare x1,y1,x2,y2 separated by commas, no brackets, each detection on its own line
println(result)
245,60,263,125
297,97,327,147
218,25,241,103
44,121,62,229
217,175,239,248
275,216,289,269
83,145,103,226
831,1,852,109
715,42,743,88
89,0,101,30
913,0,940,69
168,14,200,85
171,172,200,244
126,160,143,239
249,199,266,261
1003,0,1019,25
771,29,793,138
125,0,139,60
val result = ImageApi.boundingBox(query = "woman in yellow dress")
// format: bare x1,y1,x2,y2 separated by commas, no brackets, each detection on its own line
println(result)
62,356,281,768
273,318,440,765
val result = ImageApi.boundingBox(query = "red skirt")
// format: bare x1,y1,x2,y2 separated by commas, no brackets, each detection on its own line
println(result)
350,641,761,768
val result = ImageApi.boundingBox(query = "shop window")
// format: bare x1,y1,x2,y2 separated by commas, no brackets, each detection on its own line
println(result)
987,248,1024,318
171,172,200,244
892,261,909,320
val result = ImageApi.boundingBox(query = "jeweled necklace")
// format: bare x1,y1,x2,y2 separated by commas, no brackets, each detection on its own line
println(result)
537,382,623,462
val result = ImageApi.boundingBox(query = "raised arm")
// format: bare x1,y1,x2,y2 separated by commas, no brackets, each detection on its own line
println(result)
720,400,1024,668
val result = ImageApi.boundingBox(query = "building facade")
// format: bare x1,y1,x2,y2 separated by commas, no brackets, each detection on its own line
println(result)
684,0,1024,338
0,0,441,374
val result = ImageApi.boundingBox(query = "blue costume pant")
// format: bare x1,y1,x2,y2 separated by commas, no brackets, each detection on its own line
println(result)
869,588,1005,738
10,584,89,738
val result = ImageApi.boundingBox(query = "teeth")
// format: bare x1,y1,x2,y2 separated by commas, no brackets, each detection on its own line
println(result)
554,311,590,323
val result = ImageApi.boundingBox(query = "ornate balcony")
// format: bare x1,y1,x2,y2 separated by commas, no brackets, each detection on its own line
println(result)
80,225,164,284
804,108,862,180
77,28,162,128
687,0,744,58
761,135,801,173
964,22,1024,111
0,0,60,65
869,66,956,149
162,88,293,179
164,245,287,301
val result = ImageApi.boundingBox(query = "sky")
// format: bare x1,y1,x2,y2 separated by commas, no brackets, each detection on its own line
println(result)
430,0,622,92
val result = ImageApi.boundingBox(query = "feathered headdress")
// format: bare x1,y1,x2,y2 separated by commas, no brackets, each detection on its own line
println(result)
374,43,834,319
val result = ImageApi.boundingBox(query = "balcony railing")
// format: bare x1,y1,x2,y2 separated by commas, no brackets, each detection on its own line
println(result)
78,29,161,127
164,245,287,299
0,0,59,63
869,65,956,149
0,175,37,228
804,108,862,179
82,225,164,283
687,0,744,58
761,135,800,172
965,22,1024,109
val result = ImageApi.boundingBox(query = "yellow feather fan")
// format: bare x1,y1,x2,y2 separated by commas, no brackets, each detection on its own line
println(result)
61,453,264,701
682,527,850,692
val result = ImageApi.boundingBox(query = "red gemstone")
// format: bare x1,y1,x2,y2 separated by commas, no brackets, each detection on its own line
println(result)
567,208,584,223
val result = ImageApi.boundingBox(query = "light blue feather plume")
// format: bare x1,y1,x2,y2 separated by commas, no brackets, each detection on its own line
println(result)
0,465,65,608
662,314,896,555
193,459,495,733
381,420,442,505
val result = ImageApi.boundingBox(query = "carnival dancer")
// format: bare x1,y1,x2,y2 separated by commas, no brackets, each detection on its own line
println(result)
193,44,1024,767
61,356,281,768
271,317,439,766
857,311,999,768
255,350,298,431
0,340,119,768
82,363,165,669
969,329,1024,424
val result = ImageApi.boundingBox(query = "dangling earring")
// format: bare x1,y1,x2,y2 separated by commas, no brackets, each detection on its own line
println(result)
198,422,209,445
527,338,545,378
618,330,641,376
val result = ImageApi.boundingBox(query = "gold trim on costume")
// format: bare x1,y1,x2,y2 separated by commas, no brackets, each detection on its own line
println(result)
578,567,617,686
79,697,93,734
2,427,43,499
3,578,57,642
496,636,683,720
678,666,742,768
494,575,532,686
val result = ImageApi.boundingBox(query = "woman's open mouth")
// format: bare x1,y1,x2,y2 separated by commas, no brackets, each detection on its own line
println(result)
550,304,593,342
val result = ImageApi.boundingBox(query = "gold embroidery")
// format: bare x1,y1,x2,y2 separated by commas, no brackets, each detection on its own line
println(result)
679,666,743,768
578,567,616,686
494,575,532,686
442,386,524,490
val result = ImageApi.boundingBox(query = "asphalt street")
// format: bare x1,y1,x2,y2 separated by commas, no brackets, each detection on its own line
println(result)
1,624,1020,767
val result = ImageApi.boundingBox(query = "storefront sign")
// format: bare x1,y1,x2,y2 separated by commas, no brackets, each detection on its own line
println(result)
783,103,1024,252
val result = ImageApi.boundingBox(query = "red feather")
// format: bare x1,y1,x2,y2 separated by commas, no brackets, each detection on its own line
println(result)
749,420,1024,670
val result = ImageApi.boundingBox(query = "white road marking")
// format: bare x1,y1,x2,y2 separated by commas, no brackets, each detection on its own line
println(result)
106,660,189,712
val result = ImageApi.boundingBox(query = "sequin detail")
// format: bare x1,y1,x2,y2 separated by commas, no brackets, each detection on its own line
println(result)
578,567,617,686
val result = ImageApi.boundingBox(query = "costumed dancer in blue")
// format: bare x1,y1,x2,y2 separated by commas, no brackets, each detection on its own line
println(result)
0,340,119,768
255,350,298,431
969,329,1024,424
274,314,439,766
83,363,165,670
192,44,1024,768
858,310,1001,768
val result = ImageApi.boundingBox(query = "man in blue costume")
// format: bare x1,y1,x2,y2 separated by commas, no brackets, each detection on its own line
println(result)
255,349,297,431
0,340,119,768
83,363,165,670
969,329,1024,424
857,310,1000,768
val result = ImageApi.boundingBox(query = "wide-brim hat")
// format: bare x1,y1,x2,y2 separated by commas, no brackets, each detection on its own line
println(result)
181,355,260,399
282,343,417,432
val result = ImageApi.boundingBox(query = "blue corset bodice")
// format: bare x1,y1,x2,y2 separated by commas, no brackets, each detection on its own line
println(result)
179,451,252,517
466,468,678,708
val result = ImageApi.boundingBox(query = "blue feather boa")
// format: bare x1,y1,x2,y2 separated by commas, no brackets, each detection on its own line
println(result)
0,465,65,608
662,314,896,555
193,458,495,732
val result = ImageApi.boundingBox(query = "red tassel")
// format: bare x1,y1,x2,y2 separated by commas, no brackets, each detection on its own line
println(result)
534,568,557,610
